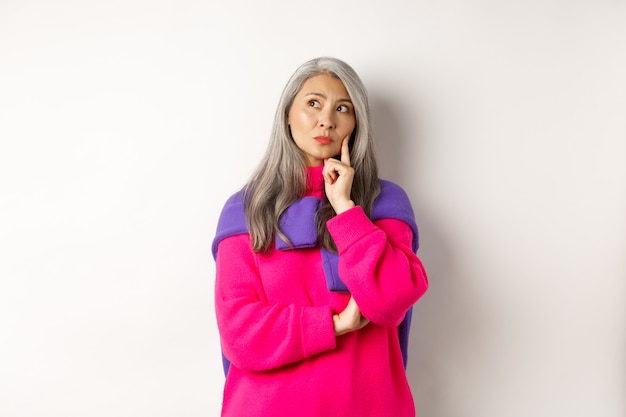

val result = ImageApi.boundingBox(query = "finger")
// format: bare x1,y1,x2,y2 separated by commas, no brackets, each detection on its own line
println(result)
323,159,337,184
340,136,351,166
347,296,360,315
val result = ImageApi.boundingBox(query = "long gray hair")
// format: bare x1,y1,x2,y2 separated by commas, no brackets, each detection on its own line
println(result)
244,57,380,253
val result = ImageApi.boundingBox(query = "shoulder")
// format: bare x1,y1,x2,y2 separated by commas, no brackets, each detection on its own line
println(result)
373,179,419,252
212,190,248,259
220,190,246,215
373,180,414,220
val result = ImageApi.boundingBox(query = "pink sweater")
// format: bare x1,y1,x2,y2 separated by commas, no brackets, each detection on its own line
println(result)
214,167,428,417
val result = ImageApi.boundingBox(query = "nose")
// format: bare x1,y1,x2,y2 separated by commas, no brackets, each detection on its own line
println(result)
318,108,335,129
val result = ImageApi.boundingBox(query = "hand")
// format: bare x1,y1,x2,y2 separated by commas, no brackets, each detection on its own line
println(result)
323,136,355,214
333,296,370,336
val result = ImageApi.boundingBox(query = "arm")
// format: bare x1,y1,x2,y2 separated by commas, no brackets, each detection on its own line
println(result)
322,138,428,327
326,207,428,327
215,234,337,372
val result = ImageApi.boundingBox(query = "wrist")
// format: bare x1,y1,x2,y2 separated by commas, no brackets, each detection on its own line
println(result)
333,200,355,215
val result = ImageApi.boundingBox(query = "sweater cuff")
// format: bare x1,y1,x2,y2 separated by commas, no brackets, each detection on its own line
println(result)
300,306,337,358
326,206,379,254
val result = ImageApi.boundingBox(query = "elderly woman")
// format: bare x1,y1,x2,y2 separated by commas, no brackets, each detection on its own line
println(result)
212,57,428,417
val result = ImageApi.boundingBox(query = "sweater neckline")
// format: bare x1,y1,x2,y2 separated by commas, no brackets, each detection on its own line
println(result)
305,166,324,199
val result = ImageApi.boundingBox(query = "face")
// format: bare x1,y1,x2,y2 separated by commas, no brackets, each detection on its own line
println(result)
287,74,356,166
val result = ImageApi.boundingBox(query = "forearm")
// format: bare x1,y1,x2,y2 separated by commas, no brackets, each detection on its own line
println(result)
327,207,428,326
216,296,336,371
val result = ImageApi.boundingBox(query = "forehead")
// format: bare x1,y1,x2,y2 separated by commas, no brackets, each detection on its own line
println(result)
297,73,350,98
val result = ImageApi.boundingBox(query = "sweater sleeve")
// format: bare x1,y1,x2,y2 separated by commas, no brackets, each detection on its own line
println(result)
326,206,428,327
214,234,337,372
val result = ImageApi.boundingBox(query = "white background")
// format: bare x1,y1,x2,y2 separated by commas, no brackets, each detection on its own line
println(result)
1,1,624,416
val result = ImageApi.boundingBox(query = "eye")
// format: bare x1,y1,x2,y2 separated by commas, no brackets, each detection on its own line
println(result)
337,104,350,113
308,100,321,108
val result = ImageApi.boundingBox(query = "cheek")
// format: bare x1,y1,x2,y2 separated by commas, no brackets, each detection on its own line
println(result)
342,119,356,137
291,109,315,130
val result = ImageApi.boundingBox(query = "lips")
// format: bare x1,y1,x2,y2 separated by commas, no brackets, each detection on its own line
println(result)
314,136,332,144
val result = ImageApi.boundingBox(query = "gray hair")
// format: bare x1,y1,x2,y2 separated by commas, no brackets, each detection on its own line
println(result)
244,57,380,252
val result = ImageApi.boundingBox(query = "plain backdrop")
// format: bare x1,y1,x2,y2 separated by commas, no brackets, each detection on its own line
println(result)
1,1,624,416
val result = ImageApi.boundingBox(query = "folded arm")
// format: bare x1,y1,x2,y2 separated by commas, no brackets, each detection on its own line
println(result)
327,206,429,327
215,235,337,372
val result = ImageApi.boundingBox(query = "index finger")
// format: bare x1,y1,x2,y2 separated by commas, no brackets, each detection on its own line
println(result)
341,136,351,166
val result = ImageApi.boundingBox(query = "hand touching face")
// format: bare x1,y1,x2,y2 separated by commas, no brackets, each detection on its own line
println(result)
323,136,355,214
288,74,356,167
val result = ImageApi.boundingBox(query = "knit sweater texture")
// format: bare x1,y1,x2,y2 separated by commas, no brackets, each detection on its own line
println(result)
214,166,428,417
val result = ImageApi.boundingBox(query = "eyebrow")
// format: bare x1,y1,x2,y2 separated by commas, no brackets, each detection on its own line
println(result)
305,92,352,103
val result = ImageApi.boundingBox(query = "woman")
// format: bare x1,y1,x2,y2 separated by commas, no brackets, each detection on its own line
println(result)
212,57,428,416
